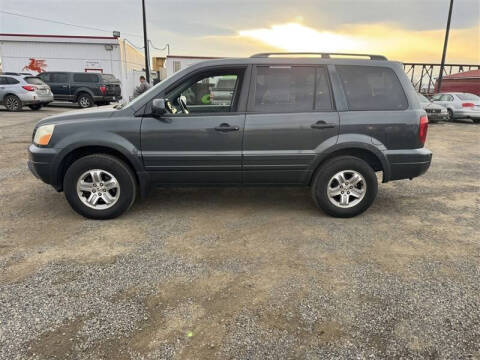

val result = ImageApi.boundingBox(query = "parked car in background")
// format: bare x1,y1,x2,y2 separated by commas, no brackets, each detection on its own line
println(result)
210,75,237,105
0,75,53,111
431,92,480,123
417,93,448,122
38,72,122,108
28,52,432,219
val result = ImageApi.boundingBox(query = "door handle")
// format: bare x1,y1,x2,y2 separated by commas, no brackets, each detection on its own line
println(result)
214,123,240,132
311,120,335,129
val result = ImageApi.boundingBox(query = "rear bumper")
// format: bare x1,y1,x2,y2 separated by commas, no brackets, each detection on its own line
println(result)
453,109,480,119
18,92,54,105
92,95,122,102
384,148,432,181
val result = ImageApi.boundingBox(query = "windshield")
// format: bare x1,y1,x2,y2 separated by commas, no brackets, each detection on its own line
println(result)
121,78,165,110
457,93,480,101
417,93,430,103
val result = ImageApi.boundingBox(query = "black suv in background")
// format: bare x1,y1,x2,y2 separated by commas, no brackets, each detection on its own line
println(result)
38,72,122,108
28,53,432,219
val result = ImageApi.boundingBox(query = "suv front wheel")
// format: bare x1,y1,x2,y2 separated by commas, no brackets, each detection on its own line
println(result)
311,156,378,218
63,154,137,219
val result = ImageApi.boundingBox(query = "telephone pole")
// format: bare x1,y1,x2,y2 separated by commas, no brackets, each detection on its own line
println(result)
141,0,150,83
437,0,454,92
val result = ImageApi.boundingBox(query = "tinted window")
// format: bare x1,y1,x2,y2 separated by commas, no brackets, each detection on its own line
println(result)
24,77,46,85
50,73,69,83
6,77,20,85
254,66,315,112
101,74,117,82
73,73,99,83
0,77,7,85
337,65,408,111
457,93,480,101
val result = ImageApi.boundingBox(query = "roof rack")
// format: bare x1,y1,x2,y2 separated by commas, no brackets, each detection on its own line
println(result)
250,52,387,60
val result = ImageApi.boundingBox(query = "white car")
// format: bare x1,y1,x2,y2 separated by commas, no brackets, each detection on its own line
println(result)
431,92,480,123
0,74,54,111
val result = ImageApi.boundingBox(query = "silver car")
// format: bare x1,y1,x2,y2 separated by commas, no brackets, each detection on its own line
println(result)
0,74,54,111
431,92,480,123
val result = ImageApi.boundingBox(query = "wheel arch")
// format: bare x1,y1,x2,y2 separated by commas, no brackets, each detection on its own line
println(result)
55,145,142,193
309,144,390,185
73,88,95,101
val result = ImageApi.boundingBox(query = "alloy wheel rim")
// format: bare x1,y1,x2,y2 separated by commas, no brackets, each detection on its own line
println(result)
6,97,19,110
327,170,366,208
76,169,120,210
79,97,90,107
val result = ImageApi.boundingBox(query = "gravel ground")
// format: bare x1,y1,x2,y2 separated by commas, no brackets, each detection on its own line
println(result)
0,107,479,359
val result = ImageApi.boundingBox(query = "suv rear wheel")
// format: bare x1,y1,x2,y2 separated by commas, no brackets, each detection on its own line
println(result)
77,93,93,108
63,154,137,219
311,156,378,217
4,94,22,111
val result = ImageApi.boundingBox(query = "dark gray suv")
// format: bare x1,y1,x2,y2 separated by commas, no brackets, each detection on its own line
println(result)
28,53,432,219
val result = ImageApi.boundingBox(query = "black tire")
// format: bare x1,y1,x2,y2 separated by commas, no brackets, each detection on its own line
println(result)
63,154,137,219
473,119,480,124
29,104,42,111
77,93,93,108
4,94,22,111
447,109,454,122
311,156,378,218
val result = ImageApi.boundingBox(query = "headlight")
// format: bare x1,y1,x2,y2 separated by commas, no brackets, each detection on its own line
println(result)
33,124,55,146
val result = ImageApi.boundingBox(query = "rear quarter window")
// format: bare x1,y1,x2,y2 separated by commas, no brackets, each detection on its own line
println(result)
73,73,99,83
337,65,408,111
6,77,20,85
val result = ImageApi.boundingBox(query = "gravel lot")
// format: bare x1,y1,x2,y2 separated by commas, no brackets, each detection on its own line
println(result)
0,106,479,359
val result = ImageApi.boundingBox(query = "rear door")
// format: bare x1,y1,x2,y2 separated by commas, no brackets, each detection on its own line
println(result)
0,76,9,100
243,65,339,184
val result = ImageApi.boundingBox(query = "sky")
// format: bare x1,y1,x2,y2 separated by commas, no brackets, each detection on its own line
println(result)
0,0,479,63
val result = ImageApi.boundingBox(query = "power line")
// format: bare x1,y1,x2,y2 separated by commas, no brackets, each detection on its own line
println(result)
0,10,142,38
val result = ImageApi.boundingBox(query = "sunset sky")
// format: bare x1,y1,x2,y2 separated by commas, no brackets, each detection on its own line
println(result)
1,0,479,63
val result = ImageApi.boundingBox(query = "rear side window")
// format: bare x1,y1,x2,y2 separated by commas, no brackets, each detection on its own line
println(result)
6,77,20,85
457,93,479,101
254,66,333,112
0,77,7,85
337,65,408,111
73,73,99,83
24,77,46,85
101,74,117,82
50,73,69,83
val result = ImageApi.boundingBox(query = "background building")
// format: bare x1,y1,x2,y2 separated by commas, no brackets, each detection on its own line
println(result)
164,55,220,78
0,33,146,101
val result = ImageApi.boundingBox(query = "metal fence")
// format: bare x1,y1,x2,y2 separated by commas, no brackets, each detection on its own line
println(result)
403,63,480,95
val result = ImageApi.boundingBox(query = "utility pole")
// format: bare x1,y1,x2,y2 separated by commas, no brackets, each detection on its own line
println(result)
141,0,150,83
437,0,454,92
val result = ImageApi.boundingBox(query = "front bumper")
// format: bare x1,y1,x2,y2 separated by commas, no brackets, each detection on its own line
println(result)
27,144,59,189
426,112,449,122
385,148,432,181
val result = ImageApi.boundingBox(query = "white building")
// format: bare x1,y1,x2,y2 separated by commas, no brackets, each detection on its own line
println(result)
164,55,220,78
0,33,146,101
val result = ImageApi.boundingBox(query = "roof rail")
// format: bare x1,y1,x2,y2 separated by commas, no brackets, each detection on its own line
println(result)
250,52,387,60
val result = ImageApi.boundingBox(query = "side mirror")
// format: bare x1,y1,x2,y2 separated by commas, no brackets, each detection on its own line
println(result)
151,98,166,116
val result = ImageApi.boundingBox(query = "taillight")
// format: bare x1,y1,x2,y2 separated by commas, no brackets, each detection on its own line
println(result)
419,115,428,145
22,85,36,91
462,102,474,108
99,86,106,95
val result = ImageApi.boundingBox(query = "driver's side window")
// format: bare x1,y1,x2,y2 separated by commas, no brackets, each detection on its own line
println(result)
166,71,240,115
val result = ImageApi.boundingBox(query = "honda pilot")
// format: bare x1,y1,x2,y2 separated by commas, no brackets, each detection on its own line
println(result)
28,53,432,219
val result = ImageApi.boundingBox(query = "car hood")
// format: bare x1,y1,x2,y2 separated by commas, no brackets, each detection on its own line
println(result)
421,102,445,110
36,106,117,126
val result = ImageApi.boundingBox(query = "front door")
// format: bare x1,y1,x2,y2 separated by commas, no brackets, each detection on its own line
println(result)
141,68,248,184
244,65,339,184
48,73,71,101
